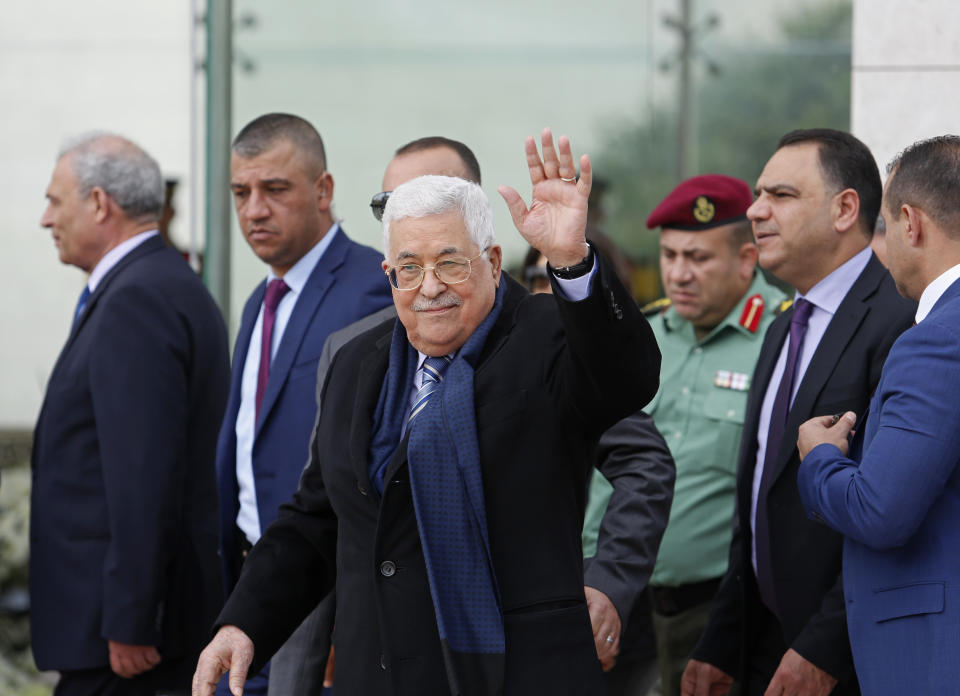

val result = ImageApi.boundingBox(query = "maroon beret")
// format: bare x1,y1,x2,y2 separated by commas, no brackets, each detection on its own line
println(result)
645,174,753,231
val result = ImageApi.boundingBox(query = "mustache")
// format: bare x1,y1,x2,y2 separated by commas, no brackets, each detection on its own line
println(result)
412,292,462,312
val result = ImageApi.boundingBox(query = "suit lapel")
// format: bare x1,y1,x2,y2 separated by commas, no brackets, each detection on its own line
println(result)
255,230,349,437
473,273,524,379
351,329,393,497
49,236,165,380
769,254,884,482
221,281,265,446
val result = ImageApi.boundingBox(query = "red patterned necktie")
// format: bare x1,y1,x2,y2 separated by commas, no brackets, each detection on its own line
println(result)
255,278,291,421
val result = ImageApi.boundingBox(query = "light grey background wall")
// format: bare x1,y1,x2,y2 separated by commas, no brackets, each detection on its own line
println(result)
851,1,960,173
0,0,882,428
0,3,196,428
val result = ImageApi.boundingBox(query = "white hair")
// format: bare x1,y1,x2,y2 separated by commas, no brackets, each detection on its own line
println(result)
58,131,164,222
381,175,496,254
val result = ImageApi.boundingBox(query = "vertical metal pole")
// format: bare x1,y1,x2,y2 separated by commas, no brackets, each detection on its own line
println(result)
204,0,232,323
676,0,694,181
189,0,200,273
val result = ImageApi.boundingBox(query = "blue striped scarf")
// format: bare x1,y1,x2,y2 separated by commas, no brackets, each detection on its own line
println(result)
369,280,506,695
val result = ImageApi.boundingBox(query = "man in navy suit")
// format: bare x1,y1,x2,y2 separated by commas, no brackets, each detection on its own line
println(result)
32,133,230,695
215,113,392,694
798,135,960,695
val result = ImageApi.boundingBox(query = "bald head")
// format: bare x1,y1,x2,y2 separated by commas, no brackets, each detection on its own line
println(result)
382,138,480,191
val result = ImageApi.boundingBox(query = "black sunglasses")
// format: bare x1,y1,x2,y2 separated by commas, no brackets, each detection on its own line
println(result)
370,191,391,221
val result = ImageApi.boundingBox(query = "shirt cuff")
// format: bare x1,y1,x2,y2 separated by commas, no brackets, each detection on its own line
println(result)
552,263,596,301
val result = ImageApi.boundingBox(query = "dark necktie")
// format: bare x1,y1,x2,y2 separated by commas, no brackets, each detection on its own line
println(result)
755,297,814,615
255,278,291,421
73,286,91,328
409,356,452,424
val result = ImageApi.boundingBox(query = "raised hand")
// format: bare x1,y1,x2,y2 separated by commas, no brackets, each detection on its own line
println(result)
498,128,593,268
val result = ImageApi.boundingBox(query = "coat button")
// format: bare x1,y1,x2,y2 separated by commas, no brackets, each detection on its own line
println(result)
357,481,368,496
380,560,397,577
379,653,388,670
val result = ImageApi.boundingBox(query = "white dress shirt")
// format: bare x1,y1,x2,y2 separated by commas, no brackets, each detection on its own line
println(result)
750,245,872,573
916,263,960,323
235,223,340,543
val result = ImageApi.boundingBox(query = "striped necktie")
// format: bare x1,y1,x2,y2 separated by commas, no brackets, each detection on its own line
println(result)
409,356,452,424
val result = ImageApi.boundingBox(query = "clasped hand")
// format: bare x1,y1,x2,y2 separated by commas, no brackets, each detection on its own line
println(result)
797,411,856,460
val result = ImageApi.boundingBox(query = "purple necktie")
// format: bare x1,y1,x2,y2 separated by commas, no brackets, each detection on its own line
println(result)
755,297,813,615
255,278,290,421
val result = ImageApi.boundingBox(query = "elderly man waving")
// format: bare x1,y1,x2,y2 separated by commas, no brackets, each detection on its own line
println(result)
193,129,660,696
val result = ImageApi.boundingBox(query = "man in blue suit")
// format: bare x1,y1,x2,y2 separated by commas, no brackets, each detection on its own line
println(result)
215,113,393,694
33,133,230,695
798,134,960,695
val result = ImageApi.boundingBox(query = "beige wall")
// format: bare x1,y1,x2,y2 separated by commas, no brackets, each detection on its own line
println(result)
851,1,960,173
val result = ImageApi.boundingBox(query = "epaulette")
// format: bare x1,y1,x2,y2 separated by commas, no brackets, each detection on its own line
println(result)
777,299,794,315
642,297,671,316
738,294,765,333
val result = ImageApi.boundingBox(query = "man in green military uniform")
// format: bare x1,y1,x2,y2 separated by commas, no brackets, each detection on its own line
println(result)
585,174,785,696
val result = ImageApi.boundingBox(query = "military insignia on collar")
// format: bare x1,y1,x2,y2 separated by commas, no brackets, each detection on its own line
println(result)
738,293,765,333
777,299,793,314
692,195,716,224
642,297,671,315
715,370,750,391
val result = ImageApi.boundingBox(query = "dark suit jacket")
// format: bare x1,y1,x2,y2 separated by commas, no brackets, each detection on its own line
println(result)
268,307,673,694
799,277,960,695
267,304,398,696
693,253,915,689
219,257,660,696
30,235,230,676
214,227,392,591
583,412,675,659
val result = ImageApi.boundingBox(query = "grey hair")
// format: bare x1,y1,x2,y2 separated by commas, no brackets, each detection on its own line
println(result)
381,175,495,254
58,131,164,221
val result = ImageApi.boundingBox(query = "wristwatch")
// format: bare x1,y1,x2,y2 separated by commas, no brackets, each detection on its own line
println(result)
549,247,595,280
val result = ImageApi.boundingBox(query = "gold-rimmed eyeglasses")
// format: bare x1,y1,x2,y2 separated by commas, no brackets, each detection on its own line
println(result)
384,248,488,291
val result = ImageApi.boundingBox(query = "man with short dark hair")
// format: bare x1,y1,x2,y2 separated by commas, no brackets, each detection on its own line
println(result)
214,113,392,694
32,132,230,696
194,130,661,696
683,129,915,696
797,134,960,695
